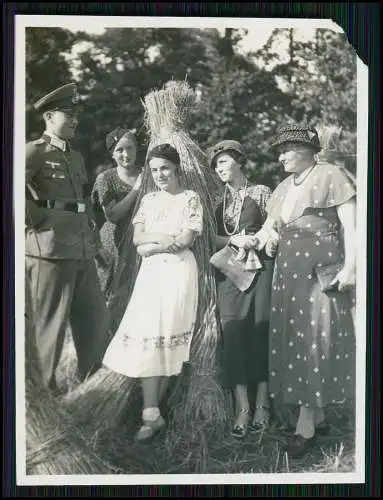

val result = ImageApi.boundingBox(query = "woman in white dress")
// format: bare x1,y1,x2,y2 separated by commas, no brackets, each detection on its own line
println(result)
102,143,203,441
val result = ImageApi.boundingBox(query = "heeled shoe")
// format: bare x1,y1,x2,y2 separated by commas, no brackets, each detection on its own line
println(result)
249,405,271,433
284,434,316,458
283,420,330,437
231,408,251,439
135,415,166,442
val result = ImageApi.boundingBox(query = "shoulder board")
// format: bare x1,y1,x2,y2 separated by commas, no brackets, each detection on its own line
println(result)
31,138,45,145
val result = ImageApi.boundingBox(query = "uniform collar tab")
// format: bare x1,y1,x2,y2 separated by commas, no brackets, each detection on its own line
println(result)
43,132,69,152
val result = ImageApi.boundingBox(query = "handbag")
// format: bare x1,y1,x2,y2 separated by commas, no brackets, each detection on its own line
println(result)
314,262,343,293
210,244,262,292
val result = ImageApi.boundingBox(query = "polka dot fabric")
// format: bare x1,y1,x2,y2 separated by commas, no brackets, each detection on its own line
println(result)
266,162,356,223
267,162,356,408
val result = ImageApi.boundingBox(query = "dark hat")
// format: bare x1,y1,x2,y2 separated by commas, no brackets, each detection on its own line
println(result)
33,83,80,113
271,123,322,152
208,140,247,168
106,127,137,152
147,143,180,165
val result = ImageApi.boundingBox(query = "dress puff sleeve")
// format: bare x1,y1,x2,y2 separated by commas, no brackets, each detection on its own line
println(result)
311,162,356,208
132,192,154,226
292,162,357,217
184,190,203,235
266,162,357,221
91,169,115,208
247,184,273,221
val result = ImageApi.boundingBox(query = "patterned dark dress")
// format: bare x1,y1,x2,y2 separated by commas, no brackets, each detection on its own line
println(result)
215,184,275,389
91,168,137,301
266,162,356,411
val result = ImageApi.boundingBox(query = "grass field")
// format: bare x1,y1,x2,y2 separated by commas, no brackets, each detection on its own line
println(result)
53,332,355,476
86,408,355,475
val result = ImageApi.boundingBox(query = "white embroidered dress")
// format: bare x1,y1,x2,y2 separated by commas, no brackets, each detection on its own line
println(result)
103,189,203,378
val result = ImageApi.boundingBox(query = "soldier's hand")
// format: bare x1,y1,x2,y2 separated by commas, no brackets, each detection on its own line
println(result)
95,248,111,267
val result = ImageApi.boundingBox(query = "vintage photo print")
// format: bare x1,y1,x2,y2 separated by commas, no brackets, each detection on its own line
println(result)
14,14,368,486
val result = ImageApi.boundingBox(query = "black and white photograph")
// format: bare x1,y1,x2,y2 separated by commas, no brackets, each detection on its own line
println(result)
14,15,368,485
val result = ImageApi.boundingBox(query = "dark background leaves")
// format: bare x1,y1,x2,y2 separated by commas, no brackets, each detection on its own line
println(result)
26,27,357,189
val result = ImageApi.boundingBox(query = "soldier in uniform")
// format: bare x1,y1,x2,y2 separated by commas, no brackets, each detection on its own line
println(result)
25,83,110,392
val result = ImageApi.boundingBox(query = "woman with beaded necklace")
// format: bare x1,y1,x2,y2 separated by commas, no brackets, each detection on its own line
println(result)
209,140,278,439
254,124,356,458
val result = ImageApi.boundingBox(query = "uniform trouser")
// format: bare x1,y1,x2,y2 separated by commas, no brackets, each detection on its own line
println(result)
25,256,110,389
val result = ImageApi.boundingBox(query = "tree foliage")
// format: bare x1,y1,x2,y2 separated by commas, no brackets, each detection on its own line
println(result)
253,28,357,176
25,27,78,139
25,27,357,187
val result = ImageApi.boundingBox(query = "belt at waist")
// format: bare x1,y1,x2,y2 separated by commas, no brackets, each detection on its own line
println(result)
35,200,86,213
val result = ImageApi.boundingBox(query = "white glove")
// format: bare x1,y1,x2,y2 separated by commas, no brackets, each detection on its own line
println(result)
251,228,269,250
229,234,249,248
265,239,279,257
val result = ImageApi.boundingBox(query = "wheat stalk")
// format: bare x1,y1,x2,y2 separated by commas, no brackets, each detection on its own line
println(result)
63,81,228,436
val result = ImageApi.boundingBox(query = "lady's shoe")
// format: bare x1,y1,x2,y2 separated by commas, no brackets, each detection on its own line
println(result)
315,421,331,436
284,434,316,458
249,405,271,433
135,415,166,442
231,408,251,439
283,420,330,437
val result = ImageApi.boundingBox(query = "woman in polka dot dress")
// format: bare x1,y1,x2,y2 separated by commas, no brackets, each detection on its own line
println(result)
255,124,357,457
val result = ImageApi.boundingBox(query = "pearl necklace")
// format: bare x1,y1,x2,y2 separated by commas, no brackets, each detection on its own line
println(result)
222,181,248,236
293,163,316,186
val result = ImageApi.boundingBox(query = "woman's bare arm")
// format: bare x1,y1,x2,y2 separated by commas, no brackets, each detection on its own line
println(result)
332,197,356,291
133,222,174,247
103,174,142,224
137,229,198,257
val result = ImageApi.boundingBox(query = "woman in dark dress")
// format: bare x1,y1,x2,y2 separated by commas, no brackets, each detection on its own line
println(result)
255,124,357,457
91,127,142,303
209,140,278,439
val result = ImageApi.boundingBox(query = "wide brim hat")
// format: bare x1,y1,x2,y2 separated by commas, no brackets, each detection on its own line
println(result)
208,140,247,168
271,124,322,153
33,83,81,113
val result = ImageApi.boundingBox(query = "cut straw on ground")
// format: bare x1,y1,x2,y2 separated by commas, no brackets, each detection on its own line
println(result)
25,297,126,475
62,80,226,435
25,80,356,476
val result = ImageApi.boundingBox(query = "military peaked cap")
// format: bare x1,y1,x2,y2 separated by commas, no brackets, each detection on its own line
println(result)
33,83,80,113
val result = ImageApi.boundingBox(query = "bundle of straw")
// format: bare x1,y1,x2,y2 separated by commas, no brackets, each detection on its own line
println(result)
316,124,342,153
63,80,228,438
316,124,357,182
25,289,122,475
140,80,230,432
316,124,344,164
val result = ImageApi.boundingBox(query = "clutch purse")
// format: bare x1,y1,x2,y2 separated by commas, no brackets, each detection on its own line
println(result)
314,262,343,293
210,244,261,292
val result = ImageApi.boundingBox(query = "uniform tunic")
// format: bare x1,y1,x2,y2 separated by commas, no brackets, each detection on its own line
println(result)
215,184,275,389
25,133,110,388
25,133,99,259
266,162,356,409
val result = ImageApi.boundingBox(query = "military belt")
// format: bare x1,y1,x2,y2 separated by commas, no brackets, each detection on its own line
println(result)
35,200,86,213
